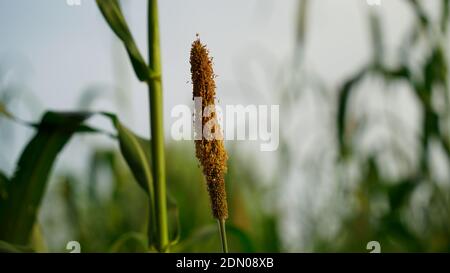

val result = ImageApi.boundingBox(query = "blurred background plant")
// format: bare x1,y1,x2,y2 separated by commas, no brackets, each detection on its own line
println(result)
277,0,450,252
0,0,449,252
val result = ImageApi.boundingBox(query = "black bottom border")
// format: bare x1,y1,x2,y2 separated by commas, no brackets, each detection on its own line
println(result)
1,253,447,272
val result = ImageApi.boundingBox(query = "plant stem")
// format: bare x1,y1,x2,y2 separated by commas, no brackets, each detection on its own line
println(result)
148,0,169,253
218,219,229,253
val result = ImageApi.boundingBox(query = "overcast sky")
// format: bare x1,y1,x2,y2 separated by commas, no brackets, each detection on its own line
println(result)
0,0,420,134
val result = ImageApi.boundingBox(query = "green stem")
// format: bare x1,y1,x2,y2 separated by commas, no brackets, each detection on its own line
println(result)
218,219,229,253
148,0,169,253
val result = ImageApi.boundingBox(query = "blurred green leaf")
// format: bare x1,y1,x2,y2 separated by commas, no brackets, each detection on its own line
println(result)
369,11,383,65
109,232,148,253
110,117,154,197
87,150,116,202
408,0,430,27
108,119,181,250
424,47,447,91
337,67,370,156
386,179,417,211
167,193,180,246
105,114,157,247
441,0,450,32
0,112,90,245
96,0,152,82
31,223,48,253
227,225,255,253
0,240,34,253
378,63,411,82
379,214,423,251
1,101,111,136
0,107,165,250
295,0,309,47
0,171,8,202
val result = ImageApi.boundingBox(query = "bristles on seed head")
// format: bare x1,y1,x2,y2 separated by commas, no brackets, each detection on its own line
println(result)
190,38,228,220
190,39,215,104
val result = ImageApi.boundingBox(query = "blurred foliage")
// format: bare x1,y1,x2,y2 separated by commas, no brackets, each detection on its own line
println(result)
37,142,278,252
323,0,450,252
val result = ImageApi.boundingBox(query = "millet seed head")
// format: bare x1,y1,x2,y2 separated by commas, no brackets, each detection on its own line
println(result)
190,38,228,220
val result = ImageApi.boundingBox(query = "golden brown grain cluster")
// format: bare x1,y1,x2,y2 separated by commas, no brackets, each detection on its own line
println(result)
190,38,228,220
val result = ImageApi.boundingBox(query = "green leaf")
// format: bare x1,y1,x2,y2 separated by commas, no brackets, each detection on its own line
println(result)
30,223,48,253
408,0,430,28
369,11,383,65
0,240,34,253
87,149,116,202
109,116,154,196
109,232,148,253
337,67,369,156
0,108,173,251
105,114,158,247
386,178,418,211
229,226,255,253
0,171,8,202
0,112,90,245
441,0,449,32
96,0,152,82
424,47,447,91
1,101,107,135
167,193,180,246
